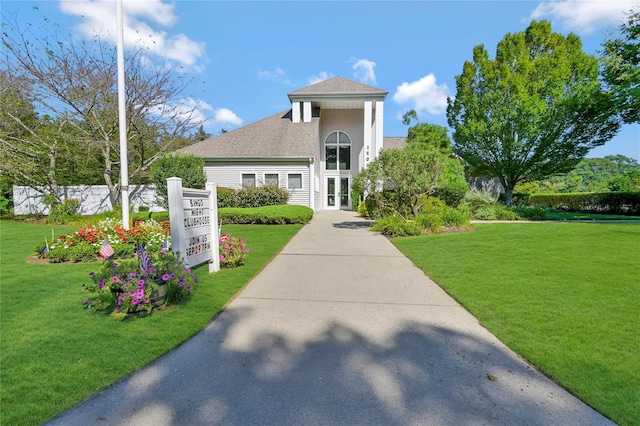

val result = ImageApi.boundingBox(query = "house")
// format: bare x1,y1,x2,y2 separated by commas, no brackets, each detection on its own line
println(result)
179,76,406,212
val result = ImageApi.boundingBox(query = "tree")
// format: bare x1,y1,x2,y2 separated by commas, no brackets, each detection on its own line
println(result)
150,153,206,208
601,9,640,124
1,13,202,205
191,125,211,142
446,20,620,205
353,145,448,217
401,110,468,206
401,110,452,153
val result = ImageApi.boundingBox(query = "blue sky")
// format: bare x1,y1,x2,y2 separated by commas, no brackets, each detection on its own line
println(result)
4,0,639,160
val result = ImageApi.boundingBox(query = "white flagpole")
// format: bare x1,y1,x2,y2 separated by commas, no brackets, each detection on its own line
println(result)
116,0,130,229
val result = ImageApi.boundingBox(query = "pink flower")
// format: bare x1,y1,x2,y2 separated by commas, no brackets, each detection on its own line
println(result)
83,298,90,304
112,277,120,283
131,298,139,305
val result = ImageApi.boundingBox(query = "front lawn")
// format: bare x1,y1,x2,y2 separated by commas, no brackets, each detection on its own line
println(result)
393,222,639,426
0,220,302,425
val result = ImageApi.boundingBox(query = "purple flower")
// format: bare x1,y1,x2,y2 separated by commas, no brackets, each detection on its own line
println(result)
112,263,119,268
162,273,170,281
131,298,139,305
89,272,95,278
178,281,185,287
138,279,145,285
169,273,176,279
112,277,120,283
186,285,192,291
83,298,90,304
118,294,125,300
137,290,144,298
130,291,137,297
98,281,105,288
144,298,150,303
185,268,191,273
220,255,226,261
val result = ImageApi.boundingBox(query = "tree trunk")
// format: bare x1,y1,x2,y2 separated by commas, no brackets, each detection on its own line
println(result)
504,186,514,206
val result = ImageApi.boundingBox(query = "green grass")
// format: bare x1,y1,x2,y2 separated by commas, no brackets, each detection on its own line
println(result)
544,211,640,221
393,223,640,426
0,220,302,425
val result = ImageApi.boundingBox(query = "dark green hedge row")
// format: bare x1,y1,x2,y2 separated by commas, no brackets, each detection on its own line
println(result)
529,192,640,214
217,186,289,208
135,205,314,225
219,205,314,224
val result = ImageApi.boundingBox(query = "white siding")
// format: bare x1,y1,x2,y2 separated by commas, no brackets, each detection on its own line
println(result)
204,161,312,208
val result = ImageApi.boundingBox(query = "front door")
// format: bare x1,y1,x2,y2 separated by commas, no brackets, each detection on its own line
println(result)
326,176,350,210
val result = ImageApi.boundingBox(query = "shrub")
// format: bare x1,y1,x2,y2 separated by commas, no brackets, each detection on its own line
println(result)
440,208,471,227
217,187,237,208
219,234,252,268
219,205,313,224
357,200,368,218
235,186,289,208
68,244,99,262
416,213,443,233
371,215,422,237
150,153,206,208
47,198,81,224
512,206,546,220
530,192,640,214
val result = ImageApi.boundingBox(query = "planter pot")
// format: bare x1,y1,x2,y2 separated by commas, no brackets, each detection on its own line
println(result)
150,280,168,308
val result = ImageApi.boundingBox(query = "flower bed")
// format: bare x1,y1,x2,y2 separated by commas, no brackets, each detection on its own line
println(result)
38,218,171,263
83,250,197,318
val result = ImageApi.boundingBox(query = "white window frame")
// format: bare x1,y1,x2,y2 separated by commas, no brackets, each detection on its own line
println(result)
287,173,303,190
241,173,256,188
264,173,279,187
324,130,352,171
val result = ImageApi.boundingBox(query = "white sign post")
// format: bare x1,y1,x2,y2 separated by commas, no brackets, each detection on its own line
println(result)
167,178,220,272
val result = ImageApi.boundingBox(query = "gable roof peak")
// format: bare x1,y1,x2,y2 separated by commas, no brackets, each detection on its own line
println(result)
288,76,388,99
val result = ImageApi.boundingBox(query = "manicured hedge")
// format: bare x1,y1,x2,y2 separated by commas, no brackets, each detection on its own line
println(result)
530,192,640,214
219,205,314,224
217,186,289,208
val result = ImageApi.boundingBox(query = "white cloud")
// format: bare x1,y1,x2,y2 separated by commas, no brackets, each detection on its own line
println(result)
58,0,206,68
351,58,377,85
150,98,242,128
530,0,639,34
257,68,293,85
393,74,451,116
213,108,243,126
258,68,286,80
308,71,334,85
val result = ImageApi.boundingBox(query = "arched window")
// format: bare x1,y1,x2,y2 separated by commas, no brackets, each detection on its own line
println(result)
325,131,351,170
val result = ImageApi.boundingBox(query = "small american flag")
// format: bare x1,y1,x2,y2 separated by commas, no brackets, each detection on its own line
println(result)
138,242,152,273
161,240,169,255
99,238,115,259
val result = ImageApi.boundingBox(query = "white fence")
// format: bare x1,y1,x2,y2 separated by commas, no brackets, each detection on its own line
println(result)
12,185,164,215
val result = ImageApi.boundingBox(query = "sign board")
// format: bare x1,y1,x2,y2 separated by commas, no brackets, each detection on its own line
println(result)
167,177,220,272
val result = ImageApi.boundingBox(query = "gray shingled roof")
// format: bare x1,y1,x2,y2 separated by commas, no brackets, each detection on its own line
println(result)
179,110,318,159
382,137,407,151
288,76,388,99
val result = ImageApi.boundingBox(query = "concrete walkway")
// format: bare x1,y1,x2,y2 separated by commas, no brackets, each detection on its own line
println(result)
46,211,614,425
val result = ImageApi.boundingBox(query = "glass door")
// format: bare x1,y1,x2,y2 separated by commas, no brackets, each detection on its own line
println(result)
326,176,349,209
340,178,349,208
327,177,336,208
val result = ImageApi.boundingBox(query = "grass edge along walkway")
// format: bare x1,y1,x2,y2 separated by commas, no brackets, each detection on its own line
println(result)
0,220,303,426
393,222,639,426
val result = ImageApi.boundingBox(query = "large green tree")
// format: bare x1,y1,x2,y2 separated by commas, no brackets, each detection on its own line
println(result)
601,9,639,124
447,20,620,204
